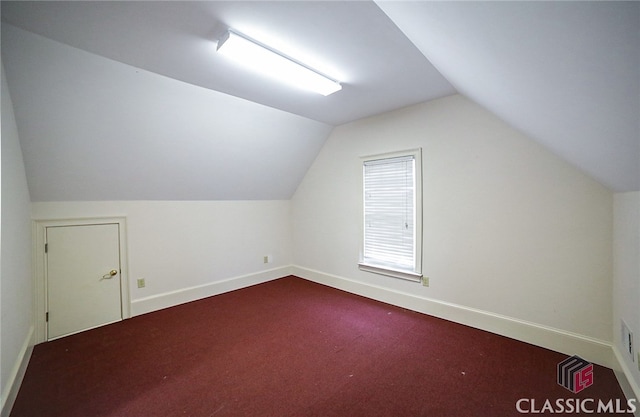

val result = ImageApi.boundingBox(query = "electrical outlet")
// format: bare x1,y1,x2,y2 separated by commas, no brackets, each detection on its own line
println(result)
422,276,429,287
263,255,271,264
137,278,146,288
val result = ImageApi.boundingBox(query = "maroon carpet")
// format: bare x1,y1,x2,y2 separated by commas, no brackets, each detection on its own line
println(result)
10,276,629,416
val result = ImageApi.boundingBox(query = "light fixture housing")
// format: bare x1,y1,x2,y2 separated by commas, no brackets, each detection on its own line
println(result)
217,30,342,96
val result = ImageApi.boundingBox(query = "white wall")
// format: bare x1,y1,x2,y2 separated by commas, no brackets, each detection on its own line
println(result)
292,94,613,349
1,63,34,413
613,192,640,393
31,200,293,316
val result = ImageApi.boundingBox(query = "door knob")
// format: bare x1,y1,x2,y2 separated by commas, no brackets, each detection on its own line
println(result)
101,269,118,280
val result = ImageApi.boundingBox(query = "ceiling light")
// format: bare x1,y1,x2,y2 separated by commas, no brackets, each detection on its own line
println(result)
217,30,342,96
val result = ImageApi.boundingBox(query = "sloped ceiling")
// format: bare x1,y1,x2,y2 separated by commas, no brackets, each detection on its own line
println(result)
1,1,454,201
0,1,454,125
376,1,639,192
2,24,333,201
1,1,638,202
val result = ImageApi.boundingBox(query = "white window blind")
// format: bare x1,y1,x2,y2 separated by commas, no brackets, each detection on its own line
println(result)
360,150,422,281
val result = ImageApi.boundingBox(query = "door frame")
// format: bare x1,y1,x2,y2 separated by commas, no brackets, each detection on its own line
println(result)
33,217,131,343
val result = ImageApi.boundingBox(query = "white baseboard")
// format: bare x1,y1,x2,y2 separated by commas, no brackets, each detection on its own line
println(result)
292,265,614,368
131,266,293,316
612,346,640,415
1,326,34,417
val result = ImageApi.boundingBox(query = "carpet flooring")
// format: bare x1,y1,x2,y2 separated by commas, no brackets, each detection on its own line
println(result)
10,276,629,416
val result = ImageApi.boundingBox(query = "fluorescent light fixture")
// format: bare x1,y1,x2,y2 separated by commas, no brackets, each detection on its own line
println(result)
217,30,342,96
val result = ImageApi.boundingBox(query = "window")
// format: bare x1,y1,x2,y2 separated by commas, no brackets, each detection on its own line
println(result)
359,149,422,281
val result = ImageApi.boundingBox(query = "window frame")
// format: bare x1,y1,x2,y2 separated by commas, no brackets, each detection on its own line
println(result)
358,148,423,282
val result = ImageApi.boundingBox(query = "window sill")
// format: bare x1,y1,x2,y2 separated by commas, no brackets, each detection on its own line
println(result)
358,263,422,282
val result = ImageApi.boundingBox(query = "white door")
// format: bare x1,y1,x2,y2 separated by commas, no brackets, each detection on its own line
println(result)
46,223,122,340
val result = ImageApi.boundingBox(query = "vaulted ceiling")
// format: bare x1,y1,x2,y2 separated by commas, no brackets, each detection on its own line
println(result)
1,1,638,201
377,1,639,193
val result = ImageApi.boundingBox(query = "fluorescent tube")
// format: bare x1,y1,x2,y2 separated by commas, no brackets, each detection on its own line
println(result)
217,30,342,96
